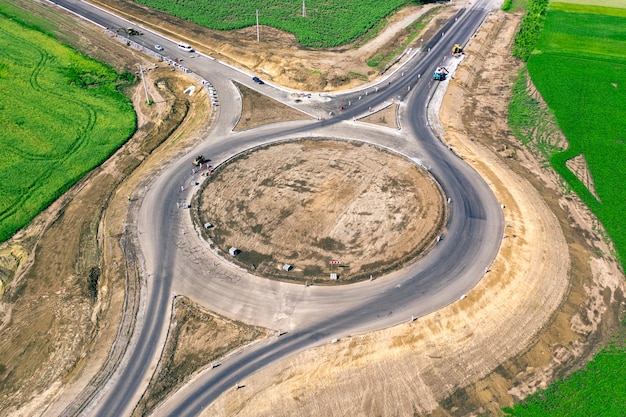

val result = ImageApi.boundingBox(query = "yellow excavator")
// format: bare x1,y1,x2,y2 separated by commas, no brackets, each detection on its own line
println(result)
451,44,463,54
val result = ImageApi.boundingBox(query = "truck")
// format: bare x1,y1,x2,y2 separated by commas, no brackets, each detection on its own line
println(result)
433,67,449,81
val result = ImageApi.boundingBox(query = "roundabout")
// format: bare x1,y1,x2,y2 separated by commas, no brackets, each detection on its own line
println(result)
147,116,505,417
48,1,508,415
130,30,506,411
4,1,619,416
193,138,447,283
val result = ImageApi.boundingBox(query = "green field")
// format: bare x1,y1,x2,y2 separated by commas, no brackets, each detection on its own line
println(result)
133,0,409,48
552,0,626,9
527,4,626,263
506,2,626,415
0,6,136,243
504,337,626,416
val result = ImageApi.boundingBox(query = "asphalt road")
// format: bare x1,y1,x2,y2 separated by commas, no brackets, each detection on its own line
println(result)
48,0,503,416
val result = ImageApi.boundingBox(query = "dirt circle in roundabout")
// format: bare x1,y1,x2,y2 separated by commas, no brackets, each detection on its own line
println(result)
194,139,447,284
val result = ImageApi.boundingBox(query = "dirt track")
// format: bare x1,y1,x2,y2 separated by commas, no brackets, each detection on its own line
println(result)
0,1,624,416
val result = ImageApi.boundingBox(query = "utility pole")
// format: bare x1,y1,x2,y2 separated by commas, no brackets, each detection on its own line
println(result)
302,0,306,17
256,9,260,42
139,64,150,104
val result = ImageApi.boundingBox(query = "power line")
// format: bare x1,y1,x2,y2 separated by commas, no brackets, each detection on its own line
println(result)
139,64,150,104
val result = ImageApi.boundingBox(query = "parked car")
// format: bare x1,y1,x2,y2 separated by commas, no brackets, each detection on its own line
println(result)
252,76,264,84
155,44,164,51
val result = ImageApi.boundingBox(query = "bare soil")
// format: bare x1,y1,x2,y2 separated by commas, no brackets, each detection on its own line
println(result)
132,296,267,417
359,104,400,129
196,139,445,283
234,82,313,131
0,1,623,416
566,154,600,201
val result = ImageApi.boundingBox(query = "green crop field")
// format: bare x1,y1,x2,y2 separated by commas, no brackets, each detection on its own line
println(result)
552,0,626,9
504,337,626,416
133,0,410,48
526,5,626,264
0,5,136,243
506,2,626,415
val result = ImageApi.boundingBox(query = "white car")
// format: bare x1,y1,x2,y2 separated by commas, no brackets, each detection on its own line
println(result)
155,45,164,51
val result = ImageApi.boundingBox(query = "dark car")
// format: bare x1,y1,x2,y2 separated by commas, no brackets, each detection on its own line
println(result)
252,76,264,84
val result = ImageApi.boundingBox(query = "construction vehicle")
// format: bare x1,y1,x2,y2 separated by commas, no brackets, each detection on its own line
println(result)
193,155,206,166
121,27,142,36
451,44,463,55
433,67,449,81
